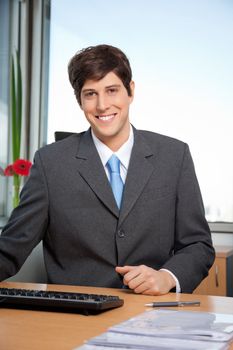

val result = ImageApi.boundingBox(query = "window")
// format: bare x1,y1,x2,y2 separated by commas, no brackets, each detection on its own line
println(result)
0,1,10,218
47,0,233,229
0,0,50,221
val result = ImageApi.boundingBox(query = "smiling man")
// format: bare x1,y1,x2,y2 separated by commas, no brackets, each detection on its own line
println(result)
80,71,134,151
0,44,215,295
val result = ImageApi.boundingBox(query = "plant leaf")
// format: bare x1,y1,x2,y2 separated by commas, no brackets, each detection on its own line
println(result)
0,166,5,176
10,51,22,161
11,55,18,161
16,50,22,155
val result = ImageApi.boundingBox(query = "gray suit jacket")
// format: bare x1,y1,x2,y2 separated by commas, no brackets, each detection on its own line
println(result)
0,127,215,292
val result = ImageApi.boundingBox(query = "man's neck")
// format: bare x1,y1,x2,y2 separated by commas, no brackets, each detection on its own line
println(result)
92,126,131,152
91,124,133,153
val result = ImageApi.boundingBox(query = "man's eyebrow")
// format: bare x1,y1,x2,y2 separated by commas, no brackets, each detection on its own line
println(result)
105,84,121,89
81,88,96,93
82,84,121,93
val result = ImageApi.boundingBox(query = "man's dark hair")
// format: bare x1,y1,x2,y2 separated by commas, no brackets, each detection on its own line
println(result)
68,44,132,105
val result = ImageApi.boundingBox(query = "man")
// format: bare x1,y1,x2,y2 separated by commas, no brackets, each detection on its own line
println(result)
0,44,215,295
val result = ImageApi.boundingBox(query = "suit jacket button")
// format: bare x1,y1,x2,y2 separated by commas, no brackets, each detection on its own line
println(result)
117,229,125,238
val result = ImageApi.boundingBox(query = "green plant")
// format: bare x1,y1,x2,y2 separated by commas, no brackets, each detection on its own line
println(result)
11,50,22,163
0,51,32,208
10,50,22,207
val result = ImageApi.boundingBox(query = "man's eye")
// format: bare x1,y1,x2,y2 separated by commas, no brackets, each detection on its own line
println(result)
107,88,118,95
83,91,96,98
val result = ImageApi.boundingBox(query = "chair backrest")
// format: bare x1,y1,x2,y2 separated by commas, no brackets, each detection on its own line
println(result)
5,242,47,283
54,131,75,141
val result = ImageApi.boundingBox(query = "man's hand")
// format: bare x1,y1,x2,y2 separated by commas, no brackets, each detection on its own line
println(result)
115,265,176,295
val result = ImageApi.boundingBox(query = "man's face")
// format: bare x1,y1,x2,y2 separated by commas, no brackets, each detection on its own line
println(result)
80,71,134,151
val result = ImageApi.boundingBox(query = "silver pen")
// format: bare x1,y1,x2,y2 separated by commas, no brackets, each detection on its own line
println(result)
145,300,200,307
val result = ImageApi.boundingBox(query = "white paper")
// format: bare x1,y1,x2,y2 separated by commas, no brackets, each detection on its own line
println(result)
75,331,229,350
109,309,233,342
74,310,233,350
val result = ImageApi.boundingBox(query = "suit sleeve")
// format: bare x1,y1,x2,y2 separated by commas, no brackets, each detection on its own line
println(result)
161,144,215,293
0,151,49,280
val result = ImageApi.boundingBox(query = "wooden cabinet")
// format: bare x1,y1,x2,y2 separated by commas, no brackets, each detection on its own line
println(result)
194,246,233,296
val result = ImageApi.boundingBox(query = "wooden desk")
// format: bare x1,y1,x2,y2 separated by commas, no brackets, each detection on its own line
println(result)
1,281,233,350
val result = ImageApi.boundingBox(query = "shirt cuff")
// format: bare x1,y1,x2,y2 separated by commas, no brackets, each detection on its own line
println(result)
160,268,181,293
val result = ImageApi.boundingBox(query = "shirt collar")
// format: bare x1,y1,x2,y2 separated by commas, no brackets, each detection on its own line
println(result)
91,125,134,170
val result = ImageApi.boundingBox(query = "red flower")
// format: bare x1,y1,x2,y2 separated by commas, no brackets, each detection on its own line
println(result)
4,164,15,176
12,159,32,176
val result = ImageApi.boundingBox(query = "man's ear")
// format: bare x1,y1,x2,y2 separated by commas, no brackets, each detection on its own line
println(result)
129,80,135,102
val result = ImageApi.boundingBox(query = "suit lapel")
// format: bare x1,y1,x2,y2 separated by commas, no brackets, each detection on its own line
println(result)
75,129,119,217
119,129,154,226
75,128,155,222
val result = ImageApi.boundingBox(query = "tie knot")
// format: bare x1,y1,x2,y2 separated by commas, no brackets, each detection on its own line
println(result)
107,154,121,174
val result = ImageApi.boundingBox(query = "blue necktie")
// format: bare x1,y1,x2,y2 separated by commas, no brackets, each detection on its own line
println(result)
107,154,124,209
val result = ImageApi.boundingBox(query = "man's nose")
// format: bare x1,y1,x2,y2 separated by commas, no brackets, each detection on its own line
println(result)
96,94,109,111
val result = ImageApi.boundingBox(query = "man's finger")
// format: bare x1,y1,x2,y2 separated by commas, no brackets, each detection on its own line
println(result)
115,265,135,275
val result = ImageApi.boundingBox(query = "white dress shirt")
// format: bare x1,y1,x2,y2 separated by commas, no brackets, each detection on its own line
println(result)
91,126,181,293
91,126,134,183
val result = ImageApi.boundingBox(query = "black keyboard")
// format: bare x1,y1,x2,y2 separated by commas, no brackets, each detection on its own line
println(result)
0,287,124,314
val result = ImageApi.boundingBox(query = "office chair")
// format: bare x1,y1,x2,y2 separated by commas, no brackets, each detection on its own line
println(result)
54,131,75,141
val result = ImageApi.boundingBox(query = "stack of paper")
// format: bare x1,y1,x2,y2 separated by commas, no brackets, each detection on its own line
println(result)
75,309,233,350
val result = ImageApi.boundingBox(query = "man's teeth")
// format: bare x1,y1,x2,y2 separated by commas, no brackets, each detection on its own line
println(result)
98,114,115,121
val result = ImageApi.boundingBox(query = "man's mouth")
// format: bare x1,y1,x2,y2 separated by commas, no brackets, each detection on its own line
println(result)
96,113,116,121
